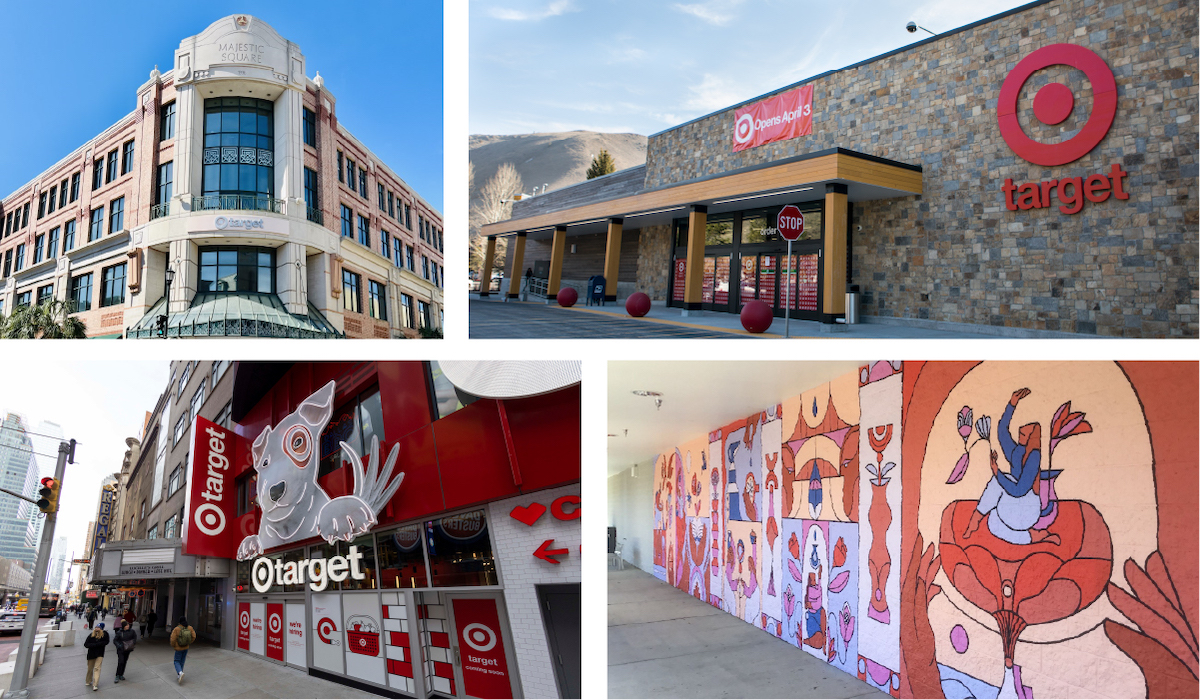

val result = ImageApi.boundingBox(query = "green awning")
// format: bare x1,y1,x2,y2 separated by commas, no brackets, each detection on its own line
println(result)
128,293,342,339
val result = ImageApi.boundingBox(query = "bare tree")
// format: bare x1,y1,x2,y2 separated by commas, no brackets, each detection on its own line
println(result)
469,162,524,273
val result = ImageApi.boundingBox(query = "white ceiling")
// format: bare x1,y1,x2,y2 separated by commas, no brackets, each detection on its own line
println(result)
607,361,864,475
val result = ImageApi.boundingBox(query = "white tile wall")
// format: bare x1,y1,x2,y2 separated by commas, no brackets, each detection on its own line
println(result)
488,483,582,700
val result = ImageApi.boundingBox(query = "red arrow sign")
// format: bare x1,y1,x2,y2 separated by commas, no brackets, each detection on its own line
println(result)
533,539,569,564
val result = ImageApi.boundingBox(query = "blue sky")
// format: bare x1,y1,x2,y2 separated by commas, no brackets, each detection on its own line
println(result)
0,1,444,211
471,0,1031,135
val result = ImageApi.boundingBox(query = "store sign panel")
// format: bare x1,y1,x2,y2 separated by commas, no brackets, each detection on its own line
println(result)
285,603,306,667
183,416,248,558
343,593,386,685
997,43,1130,214
266,603,285,661
249,545,368,592
250,602,265,656
509,495,581,565
238,602,250,650
452,598,512,698
91,488,115,555
732,85,813,152
312,593,344,674
235,381,405,561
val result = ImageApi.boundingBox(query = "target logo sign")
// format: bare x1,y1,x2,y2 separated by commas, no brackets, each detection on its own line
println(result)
996,44,1130,215
183,416,243,558
997,44,1117,166
237,602,251,650
316,617,340,646
462,623,497,652
269,612,282,634
240,610,251,629
734,113,755,145
194,503,225,536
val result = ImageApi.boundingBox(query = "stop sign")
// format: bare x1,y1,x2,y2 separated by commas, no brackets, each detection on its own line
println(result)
777,205,805,240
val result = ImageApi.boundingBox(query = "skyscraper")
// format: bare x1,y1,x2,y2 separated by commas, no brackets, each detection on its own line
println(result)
47,536,68,593
0,414,42,571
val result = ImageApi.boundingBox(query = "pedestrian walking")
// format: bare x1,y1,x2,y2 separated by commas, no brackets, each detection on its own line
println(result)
86,608,96,629
112,620,136,683
83,623,109,691
137,611,147,637
146,610,158,637
169,617,196,684
122,608,135,628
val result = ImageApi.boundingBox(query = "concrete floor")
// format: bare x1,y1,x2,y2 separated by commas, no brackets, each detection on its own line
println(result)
609,565,890,699
26,625,378,699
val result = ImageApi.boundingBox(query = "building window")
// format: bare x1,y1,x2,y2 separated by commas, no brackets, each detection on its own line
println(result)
376,523,428,588
108,196,124,233
140,500,146,520
337,150,343,182
147,525,158,540
46,227,59,259
422,255,429,280
62,220,75,253
405,203,411,228
381,230,390,258
340,205,353,238
191,379,206,422
198,247,274,293
393,238,403,268
92,159,103,190
173,414,187,445
346,159,356,190
163,514,177,539
100,262,126,307
160,101,176,141
106,149,118,184
2,250,10,278
424,510,498,587
168,467,181,496
387,191,394,218
37,192,46,220
47,185,57,214
121,140,135,175
405,245,414,271
212,359,231,387
13,244,23,272
15,291,31,309
178,362,192,396
304,168,319,217
418,215,425,240
368,280,387,321
59,179,67,209
317,383,384,478
400,294,413,328
302,107,317,147
215,401,232,429
4,213,11,237
69,173,80,202
70,272,92,312
36,285,53,306
431,265,439,287
88,206,104,242
33,234,44,264
377,184,385,211
157,162,173,205
418,300,431,328
357,215,370,247
342,270,361,313
201,97,275,199
358,168,367,198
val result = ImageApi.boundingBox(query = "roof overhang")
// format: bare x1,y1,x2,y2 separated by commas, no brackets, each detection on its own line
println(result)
481,148,922,240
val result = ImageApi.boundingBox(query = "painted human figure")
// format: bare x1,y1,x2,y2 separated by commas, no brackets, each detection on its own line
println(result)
803,565,827,650
726,534,758,620
964,388,1060,546
743,472,760,522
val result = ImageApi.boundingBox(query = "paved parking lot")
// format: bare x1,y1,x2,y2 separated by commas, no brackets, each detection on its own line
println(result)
470,299,745,338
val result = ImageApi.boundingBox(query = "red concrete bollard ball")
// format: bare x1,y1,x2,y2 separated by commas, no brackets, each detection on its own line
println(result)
625,292,651,317
557,287,578,307
740,300,774,334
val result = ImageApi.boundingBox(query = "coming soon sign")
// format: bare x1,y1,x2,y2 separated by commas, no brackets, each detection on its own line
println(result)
732,85,814,152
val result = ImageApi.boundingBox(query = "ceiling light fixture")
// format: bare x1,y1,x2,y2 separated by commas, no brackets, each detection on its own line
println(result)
632,390,663,410
712,186,814,205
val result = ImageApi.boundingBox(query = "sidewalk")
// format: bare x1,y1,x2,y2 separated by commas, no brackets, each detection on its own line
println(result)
26,624,377,699
472,293,1084,339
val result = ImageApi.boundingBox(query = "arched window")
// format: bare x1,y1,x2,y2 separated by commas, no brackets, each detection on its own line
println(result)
201,97,274,199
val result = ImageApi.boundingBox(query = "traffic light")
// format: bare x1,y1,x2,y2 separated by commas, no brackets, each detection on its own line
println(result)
37,477,60,513
156,315,168,337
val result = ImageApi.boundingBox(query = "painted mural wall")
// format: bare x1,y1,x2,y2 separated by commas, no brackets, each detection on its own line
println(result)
649,361,1198,699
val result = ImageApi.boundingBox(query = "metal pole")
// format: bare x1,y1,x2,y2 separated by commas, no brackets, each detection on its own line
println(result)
784,241,792,338
5,438,72,698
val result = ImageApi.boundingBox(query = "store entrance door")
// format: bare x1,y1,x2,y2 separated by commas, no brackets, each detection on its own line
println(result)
537,584,581,699
445,593,521,698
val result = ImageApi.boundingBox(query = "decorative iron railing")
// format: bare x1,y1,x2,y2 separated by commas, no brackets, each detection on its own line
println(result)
306,207,324,225
190,195,285,214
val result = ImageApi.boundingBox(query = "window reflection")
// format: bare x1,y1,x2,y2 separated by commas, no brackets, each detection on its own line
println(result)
377,523,428,589
425,510,498,587
318,385,385,478
340,535,377,590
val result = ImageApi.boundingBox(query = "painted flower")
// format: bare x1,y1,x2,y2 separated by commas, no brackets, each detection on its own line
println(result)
946,453,970,484
1050,401,1092,455
957,406,974,439
788,531,800,561
833,537,848,568
839,601,855,645
782,584,796,618
975,415,992,441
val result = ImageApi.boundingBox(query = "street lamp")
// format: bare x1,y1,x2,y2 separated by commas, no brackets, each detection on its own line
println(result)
158,267,175,338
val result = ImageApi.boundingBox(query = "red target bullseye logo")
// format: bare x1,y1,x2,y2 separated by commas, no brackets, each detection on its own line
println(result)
734,113,755,144
269,613,282,634
317,617,339,645
239,610,250,629
997,44,1117,167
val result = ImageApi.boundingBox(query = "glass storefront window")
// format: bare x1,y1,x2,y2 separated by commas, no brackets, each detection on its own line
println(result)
377,523,429,589
198,247,274,294
265,552,284,593
340,535,377,590
430,362,473,420
705,219,733,246
236,559,250,593
309,541,339,591
425,509,498,587
318,385,385,478
201,97,274,198
741,215,771,243
282,548,306,593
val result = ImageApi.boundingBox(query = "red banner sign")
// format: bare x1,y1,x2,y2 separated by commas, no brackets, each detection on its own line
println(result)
452,598,511,699
732,85,813,152
672,259,686,302
238,602,250,650
183,416,247,558
266,603,285,661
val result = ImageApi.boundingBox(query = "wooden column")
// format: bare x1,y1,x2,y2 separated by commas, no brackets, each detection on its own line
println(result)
547,225,567,297
602,217,623,302
507,231,527,299
479,235,497,297
822,184,848,322
683,205,707,312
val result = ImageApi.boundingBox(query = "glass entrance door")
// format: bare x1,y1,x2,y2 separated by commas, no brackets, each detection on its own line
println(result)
734,248,822,319
444,593,520,698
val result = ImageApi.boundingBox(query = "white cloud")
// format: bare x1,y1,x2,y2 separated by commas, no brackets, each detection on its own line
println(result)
672,0,745,26
489,0,576,21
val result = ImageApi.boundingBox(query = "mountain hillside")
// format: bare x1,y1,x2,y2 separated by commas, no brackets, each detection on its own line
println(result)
469,131,647,206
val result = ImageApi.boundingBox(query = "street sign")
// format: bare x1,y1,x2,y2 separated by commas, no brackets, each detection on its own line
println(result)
72,559,89,564
778,205,805,241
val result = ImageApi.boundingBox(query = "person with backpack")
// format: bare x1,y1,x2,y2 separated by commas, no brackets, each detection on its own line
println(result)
112,619,136,683
146,610,158,637
169,617,196,684
83,622,109,691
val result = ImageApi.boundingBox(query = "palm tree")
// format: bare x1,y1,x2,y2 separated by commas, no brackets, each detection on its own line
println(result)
1,299,88,339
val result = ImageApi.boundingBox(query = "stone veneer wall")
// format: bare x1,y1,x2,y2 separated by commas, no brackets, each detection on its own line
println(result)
635,225,672,300
643,0,1197,337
